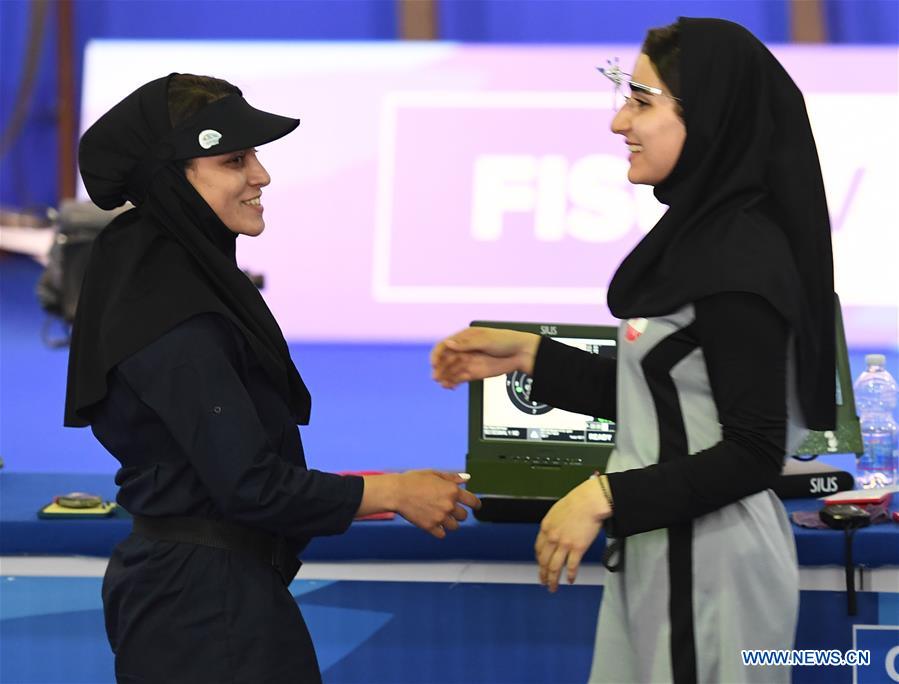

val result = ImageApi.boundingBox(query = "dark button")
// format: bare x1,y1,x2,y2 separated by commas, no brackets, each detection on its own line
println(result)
213,406,222,415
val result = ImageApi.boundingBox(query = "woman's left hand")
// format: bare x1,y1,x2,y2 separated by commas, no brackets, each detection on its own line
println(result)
535,477,612,592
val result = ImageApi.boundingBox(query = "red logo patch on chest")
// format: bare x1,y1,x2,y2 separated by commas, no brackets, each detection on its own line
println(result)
625,318,648,342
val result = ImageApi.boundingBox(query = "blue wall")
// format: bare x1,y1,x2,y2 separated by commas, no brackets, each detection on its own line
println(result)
439,0,790,43
1,0,896,210
826,0,899,43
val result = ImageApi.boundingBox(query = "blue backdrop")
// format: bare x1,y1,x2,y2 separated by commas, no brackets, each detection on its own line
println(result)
2,252,896,475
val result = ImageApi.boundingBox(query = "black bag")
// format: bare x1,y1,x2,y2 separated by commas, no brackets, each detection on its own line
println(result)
36,200,127,346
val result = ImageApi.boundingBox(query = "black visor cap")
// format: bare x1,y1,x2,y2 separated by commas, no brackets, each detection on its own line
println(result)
163,95,299,161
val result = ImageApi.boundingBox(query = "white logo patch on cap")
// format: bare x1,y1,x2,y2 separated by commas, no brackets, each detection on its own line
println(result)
198,129,222,150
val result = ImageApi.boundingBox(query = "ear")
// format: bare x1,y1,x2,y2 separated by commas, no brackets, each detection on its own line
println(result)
183,158,198,183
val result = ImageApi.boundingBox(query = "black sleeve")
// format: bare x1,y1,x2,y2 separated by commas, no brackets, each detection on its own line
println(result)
528,337,617,420
606,292,788,537
117,314,363,538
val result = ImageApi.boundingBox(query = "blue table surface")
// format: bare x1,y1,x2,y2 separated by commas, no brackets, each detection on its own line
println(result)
2,472,897,566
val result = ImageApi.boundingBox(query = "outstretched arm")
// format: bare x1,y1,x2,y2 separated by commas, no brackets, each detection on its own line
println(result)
431,327,617,420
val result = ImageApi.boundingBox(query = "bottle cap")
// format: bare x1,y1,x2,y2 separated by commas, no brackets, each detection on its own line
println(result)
865,354,886,368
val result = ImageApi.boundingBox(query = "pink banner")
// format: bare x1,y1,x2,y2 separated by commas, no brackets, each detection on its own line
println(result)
81,43,899,347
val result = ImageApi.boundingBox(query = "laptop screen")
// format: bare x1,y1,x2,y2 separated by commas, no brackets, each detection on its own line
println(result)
481,336,617,446
466,321,618,514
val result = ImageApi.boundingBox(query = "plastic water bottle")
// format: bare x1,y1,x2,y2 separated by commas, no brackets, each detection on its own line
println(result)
853,354,898,488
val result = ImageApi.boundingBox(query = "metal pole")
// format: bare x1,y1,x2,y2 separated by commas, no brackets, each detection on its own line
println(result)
790,0,827,43
399,0,437,41
57,0,76,201
844,529,857,615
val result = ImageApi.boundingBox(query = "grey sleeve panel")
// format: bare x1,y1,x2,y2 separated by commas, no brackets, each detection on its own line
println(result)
606,292,789,537
529,336,617,419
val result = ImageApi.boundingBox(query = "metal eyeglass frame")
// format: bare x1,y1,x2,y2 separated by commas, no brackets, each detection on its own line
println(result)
596,58,681,109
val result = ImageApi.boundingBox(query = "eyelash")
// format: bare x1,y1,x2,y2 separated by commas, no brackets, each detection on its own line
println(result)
228,154,246,165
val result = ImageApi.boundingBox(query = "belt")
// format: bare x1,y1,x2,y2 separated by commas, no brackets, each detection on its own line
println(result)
132,515,301,585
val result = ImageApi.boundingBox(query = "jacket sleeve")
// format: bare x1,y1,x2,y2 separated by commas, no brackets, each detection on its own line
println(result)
116,313,363,538
605,292,788,537
529,337,617,420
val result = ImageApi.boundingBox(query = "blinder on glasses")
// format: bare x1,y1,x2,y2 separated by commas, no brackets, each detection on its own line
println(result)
596,58,681,112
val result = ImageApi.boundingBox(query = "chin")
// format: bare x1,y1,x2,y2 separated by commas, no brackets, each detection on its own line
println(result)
627,168,647,185
627,167,662,187
240,223,265,237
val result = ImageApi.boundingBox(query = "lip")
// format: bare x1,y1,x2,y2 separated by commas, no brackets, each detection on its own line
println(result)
242,196,263,213
625,141,642,162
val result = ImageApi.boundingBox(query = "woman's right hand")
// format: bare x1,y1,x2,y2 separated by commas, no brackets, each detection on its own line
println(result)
359,471,481,538
430,327,541,389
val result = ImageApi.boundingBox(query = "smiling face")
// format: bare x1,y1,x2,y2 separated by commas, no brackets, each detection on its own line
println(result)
611,53,686,186
184,149,270,236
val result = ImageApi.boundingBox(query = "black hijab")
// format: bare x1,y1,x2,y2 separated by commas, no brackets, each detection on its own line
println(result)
65,75,311,427
607,18,835,431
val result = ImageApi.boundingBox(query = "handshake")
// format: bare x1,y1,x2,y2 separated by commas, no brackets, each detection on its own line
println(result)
355,326,541,539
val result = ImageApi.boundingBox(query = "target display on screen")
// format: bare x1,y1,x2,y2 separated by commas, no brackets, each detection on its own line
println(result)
482,337,616,444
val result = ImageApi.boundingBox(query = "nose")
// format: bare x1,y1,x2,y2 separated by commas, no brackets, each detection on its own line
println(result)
611,106,630,135
247,153,271,188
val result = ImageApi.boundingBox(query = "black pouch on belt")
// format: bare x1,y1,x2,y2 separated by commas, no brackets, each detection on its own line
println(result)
132,515,301,585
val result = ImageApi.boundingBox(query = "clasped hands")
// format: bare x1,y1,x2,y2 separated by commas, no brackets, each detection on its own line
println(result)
357,326,538,538
431,326,612,591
